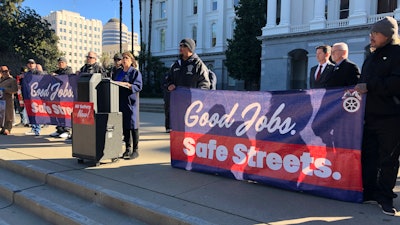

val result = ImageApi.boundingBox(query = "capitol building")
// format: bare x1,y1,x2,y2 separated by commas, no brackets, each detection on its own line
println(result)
140,0,399,91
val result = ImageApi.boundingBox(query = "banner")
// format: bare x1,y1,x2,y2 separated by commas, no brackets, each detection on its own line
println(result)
21,74,79,127
170,87,365,203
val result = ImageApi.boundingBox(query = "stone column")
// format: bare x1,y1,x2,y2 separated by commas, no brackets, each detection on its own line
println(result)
395,0,400,20
348,0,367,25
310,0,326,30
279,0,291,26
266,0,277,28
196,0,204,51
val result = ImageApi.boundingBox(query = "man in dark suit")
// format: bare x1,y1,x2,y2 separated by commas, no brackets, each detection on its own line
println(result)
309,45,335,88
325,42,360,87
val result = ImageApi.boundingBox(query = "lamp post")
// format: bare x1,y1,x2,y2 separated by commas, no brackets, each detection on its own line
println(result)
131,0,134,54
119,0,123,53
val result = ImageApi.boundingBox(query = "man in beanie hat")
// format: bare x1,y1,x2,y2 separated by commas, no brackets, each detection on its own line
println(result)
109,53,123,79
53,57,73,75
355,16,400,216
166,38,210,92
49,57,73,138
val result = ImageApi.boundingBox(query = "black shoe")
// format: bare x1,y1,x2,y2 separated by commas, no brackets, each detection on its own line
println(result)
363,193,378,205
363,199,378,205
379,202,397,216
129,150,139,159
377,197,397,216
122,150,130,158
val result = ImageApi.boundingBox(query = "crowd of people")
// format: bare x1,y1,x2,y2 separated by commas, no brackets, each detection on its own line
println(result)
1,17,400,216
309,16,400,216
0,50,143,161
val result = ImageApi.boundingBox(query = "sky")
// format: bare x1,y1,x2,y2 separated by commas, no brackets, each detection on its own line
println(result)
21,0,140,34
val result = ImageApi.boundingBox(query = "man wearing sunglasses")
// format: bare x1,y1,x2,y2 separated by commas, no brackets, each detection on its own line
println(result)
79,51,106,77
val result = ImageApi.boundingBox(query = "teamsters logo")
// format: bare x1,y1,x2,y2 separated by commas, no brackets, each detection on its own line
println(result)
342,89,362,113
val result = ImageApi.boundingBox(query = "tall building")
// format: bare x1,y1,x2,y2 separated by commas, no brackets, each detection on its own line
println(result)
140,0,242,90
141,0,400,91
44,10,103,72
102,18,140,62
260,0,400,91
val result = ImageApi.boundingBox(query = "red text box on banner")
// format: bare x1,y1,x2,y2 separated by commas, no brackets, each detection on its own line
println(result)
72,102,94,125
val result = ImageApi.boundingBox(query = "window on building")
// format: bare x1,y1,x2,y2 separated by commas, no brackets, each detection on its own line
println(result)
233,0,239,7
192,26,197,43
339,0,349,19
211,23,217,47
160,29,165,52
193,0,198,14
160,1,166,18
212,0,218,11
377,0,397,13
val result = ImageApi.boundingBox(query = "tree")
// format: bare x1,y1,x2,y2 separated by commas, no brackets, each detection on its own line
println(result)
225,0,266,91
137,43,169,97
0,1,60,73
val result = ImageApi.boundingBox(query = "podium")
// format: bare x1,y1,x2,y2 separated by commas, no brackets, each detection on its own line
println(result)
72,74,125,165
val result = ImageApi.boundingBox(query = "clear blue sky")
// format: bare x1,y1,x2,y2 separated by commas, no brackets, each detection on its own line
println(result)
22,0,140,33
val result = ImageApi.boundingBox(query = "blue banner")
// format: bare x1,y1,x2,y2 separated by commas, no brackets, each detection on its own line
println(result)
21,74,79,127
170,87,365,202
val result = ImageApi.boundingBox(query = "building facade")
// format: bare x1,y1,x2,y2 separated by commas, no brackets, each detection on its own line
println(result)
141,0,400,91
44,10,103,72
102,18,141,60
140,0,242,90
260,0,400,91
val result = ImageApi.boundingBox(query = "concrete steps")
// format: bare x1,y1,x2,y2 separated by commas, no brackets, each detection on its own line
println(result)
0,166,147,225
0,195,52,225
139,102,164,113
0,158,217,225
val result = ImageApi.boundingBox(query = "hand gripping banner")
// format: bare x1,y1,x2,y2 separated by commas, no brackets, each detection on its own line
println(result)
170,87,365,202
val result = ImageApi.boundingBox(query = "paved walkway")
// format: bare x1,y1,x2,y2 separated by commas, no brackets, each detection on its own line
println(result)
1,109,400,224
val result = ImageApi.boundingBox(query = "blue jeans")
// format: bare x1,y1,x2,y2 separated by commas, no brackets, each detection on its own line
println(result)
31,124,41,135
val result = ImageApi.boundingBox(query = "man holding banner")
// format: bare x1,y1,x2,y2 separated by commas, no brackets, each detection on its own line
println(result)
355,16,400,216
166,38,210,91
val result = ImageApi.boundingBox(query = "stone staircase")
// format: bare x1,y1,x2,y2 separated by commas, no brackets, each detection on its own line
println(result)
139,98,165,113
0,158,215,225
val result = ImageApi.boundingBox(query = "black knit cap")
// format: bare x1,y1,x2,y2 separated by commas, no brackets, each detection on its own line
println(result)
113,53,122,60
180,38,196,52
371,16,399,39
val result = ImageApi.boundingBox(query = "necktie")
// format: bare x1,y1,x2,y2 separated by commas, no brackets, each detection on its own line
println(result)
316,65,322,81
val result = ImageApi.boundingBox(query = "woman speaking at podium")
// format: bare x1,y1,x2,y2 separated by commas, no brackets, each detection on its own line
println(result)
112,51,143,159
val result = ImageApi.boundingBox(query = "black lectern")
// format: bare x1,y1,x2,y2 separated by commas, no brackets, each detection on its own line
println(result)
72,74,124,165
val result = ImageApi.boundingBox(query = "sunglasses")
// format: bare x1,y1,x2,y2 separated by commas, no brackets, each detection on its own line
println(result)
179,44,187,48
86,56,95,59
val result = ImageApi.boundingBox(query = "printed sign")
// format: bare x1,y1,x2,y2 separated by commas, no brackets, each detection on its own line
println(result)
72,102,94,125
170,87,365,203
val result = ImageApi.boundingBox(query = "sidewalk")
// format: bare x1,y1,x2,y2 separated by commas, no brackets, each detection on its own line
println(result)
1,111,400,224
